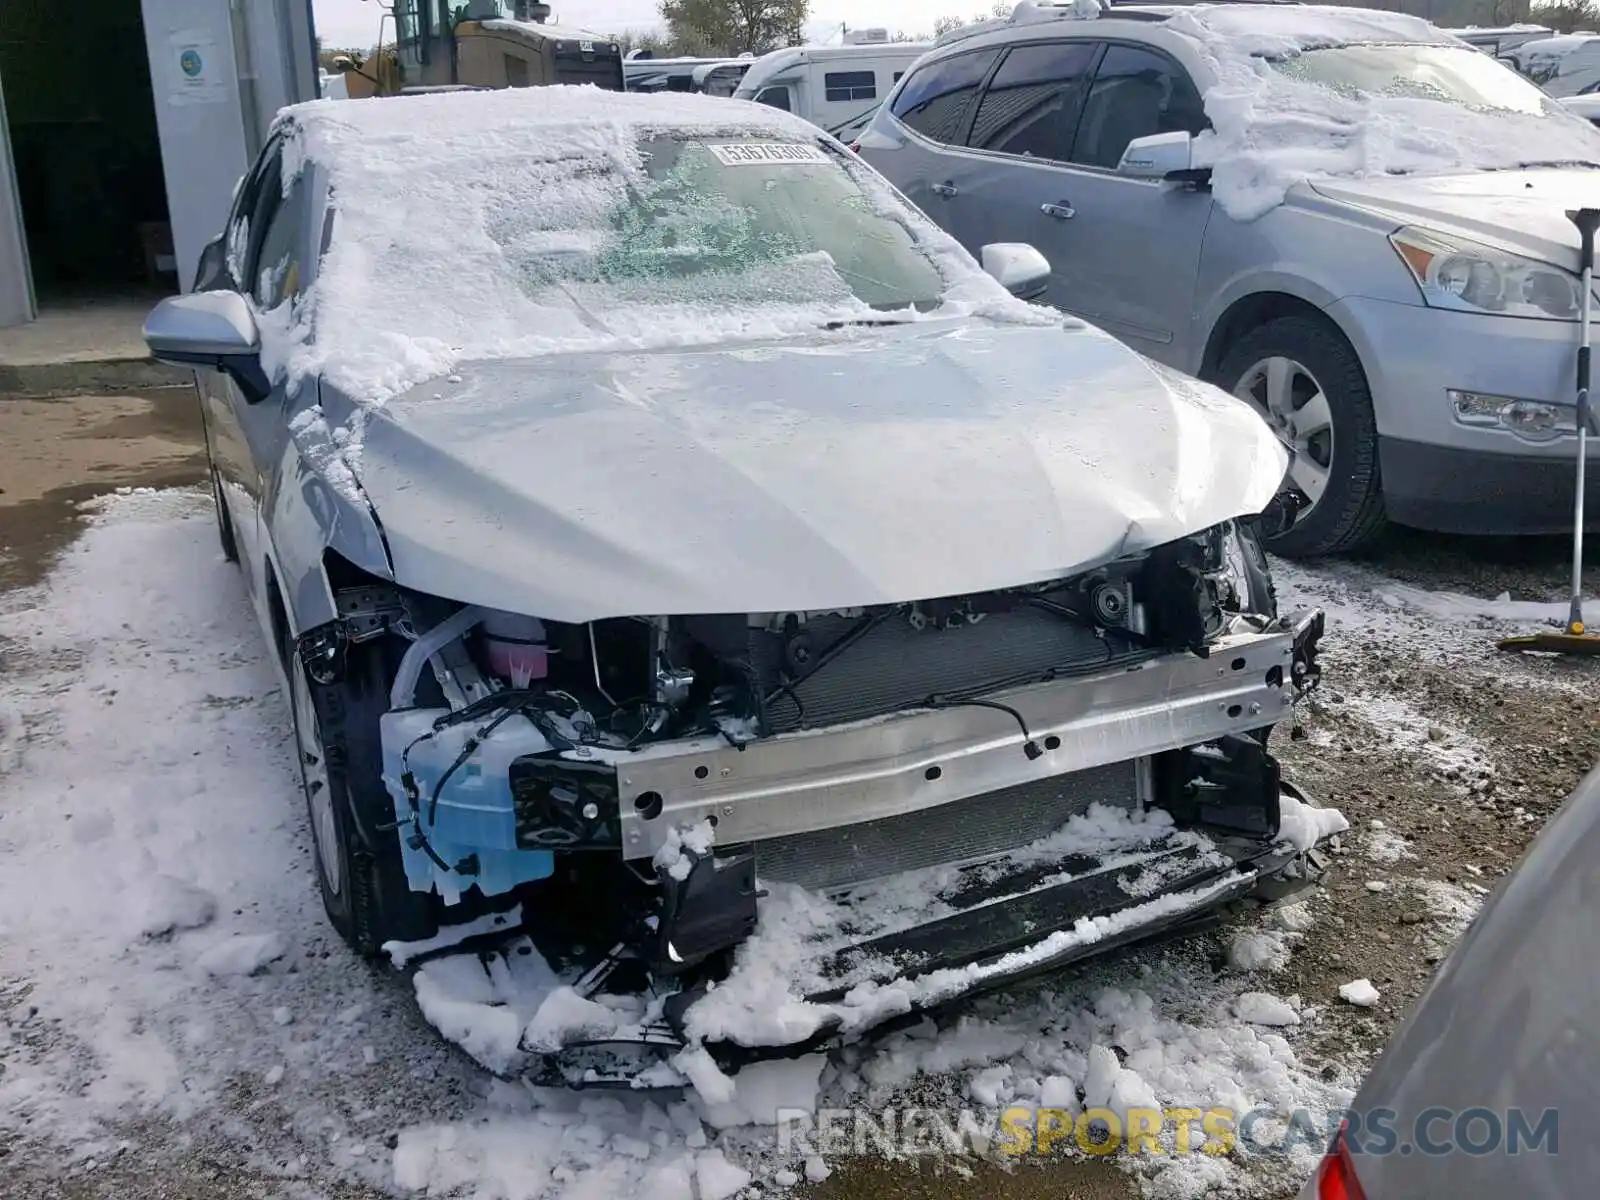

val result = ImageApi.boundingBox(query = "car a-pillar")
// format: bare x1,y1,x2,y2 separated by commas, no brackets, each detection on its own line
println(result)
1203,293,1386,557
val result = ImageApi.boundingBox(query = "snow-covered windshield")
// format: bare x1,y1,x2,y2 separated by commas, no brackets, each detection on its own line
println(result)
500,135,945,313
1268,44,1562,116
268,87,1041,404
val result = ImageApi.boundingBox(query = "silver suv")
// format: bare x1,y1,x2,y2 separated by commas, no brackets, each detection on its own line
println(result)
858,1,1600,555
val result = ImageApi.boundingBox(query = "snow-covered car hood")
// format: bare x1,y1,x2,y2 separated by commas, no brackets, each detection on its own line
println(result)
339,320,1287,622
1309,168,1600,271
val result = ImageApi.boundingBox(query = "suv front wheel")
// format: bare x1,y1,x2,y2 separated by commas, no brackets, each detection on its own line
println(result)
1215,315,1387,557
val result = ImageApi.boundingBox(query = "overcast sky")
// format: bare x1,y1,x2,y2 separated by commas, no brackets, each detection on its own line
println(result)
310,0,1001,48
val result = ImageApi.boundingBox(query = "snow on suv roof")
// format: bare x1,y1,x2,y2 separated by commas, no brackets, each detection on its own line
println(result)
919,4,1600,218
1162,2,1456,47
934,1,1455,49
1158,5,1600,218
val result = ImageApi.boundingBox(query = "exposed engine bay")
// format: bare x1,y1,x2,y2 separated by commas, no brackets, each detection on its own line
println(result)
300,519,1332,1083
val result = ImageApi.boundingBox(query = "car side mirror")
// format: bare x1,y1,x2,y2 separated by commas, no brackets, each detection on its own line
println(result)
1117,131,1211,185
143,292,272,404
981,243,1050,303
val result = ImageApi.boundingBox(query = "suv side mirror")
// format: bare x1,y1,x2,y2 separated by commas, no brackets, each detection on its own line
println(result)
1117,131,1210,184
981,243,1050,302
143,292,272,403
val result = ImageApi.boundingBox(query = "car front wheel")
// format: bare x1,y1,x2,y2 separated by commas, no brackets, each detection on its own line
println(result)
1216,315,1387,557
286,637,437,957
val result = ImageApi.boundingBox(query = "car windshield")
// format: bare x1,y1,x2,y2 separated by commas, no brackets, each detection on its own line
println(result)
1267,44,1564,117
496,134,947,318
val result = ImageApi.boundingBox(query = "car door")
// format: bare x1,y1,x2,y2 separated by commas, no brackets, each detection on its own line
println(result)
198,144,280,598
1046,42,1215,360
216,140,317,622
876,47,1003,238
942,39,1101,274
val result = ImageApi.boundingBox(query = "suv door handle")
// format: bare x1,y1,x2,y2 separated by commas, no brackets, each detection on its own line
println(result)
1041,201,1075,219
931,181,959,198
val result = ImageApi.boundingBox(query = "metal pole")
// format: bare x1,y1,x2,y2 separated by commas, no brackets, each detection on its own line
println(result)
1567,208,1598,634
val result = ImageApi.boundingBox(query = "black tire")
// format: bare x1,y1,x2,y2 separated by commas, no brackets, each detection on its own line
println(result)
211,466,239,564
287,635,437,957
1213,315,1388,557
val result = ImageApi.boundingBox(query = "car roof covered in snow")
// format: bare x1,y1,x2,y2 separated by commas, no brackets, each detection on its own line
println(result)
275,84,826,155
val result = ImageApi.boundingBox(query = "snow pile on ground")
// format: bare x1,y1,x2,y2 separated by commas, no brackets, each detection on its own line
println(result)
1337,979,1381,1007
1362,819,1415,865
0,488,1354,1200
1276,556,1590,648
194,931,289,977
1168,4,1600,219
0,490,478,1175
1229,929,1293,973
1344,694,1495,782
1413,878,1488,955
1278,791,1350,851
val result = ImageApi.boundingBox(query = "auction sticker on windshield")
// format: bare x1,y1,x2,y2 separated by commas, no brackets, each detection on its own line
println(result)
707,143,830,166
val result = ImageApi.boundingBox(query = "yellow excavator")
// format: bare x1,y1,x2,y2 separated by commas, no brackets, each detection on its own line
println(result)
334,1,624,99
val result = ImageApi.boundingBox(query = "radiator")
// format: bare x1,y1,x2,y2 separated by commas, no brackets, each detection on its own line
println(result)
757,606,1148,734
751,760,1139,893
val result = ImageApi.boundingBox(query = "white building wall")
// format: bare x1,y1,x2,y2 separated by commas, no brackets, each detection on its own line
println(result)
140,0,316,292
0,68,34,328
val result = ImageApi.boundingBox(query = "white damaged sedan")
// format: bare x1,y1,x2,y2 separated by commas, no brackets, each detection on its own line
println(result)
142,85,1334,1084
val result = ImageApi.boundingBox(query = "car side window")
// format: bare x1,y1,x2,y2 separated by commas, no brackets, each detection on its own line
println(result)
245,155,311,312
1070,44,1208,171
221,144,280,290
966,40,1099,161
754,85,792,112
890,48,1001,144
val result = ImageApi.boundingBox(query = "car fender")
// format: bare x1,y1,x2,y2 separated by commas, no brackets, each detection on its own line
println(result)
264,383,395,640
1192,196,1413,379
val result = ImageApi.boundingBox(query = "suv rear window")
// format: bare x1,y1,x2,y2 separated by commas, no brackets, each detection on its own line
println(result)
891,49,1001,143
967,41,1098,160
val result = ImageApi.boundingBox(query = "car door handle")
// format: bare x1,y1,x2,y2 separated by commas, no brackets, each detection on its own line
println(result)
1041,201,1075,219
931,181,959,198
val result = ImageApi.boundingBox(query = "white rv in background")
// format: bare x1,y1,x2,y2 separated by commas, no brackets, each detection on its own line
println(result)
623,53,751,93
733,33,932,139
694,60,753,97
1447,23,1553,59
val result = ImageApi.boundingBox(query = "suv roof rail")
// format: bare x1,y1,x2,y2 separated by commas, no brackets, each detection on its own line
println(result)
928,0,1302,49
930,0,1098,48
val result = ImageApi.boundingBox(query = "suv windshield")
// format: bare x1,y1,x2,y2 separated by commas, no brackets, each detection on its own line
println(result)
1268,44,1563,117
497,134,947,318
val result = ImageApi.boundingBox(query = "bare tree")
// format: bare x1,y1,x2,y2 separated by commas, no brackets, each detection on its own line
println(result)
659,0,810,55
1530,0,1600,32
611,28,671,56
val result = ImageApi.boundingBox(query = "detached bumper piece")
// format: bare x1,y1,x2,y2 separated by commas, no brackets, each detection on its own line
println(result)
527,782,1335,1089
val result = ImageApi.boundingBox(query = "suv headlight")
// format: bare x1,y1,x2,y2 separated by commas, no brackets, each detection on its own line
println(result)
1390,226,1587,321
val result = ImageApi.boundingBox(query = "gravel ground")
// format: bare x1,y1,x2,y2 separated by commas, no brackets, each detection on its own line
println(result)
1,390,1596,1200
